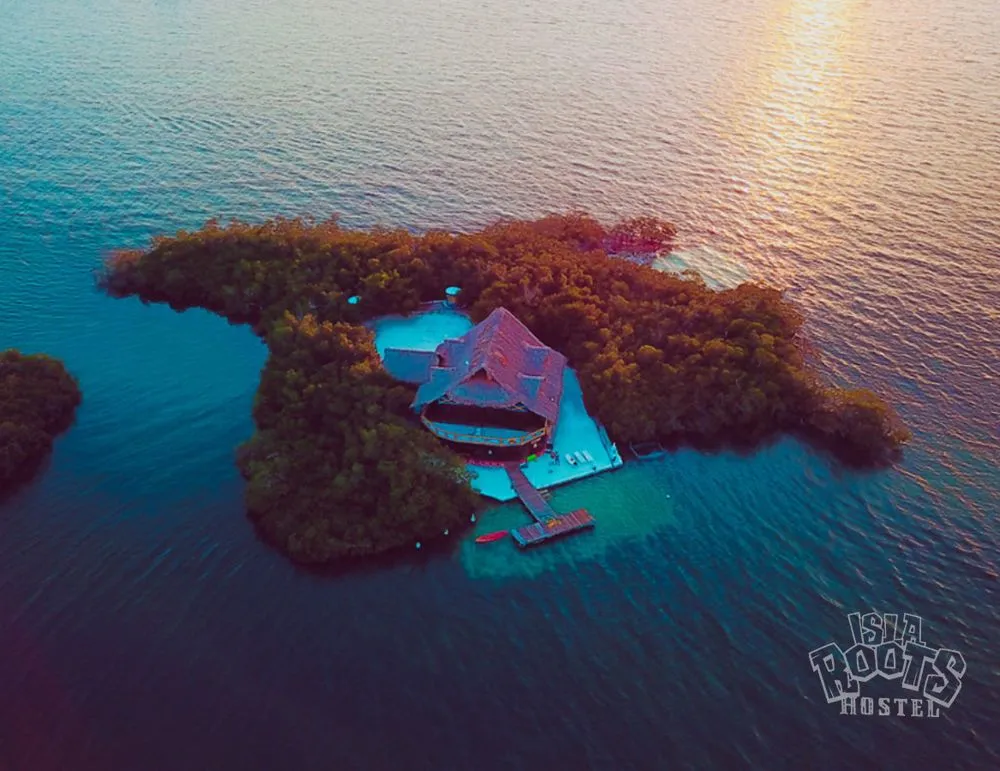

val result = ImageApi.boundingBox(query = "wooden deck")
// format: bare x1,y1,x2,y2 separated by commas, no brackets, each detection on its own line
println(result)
510,508,595,548
507,465,557,520
505,465,595,548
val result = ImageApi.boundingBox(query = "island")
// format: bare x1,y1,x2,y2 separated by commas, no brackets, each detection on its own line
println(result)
97,213,910,564
0,350,82,495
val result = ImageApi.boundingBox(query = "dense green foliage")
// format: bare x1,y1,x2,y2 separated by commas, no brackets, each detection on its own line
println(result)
99,212,910,562
0,350,82,492
236,313,479,562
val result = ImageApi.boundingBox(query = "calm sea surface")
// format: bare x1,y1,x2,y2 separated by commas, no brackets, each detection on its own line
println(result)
1,0,998,768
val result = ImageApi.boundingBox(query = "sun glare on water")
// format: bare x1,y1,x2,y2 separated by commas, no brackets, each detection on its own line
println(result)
713,0,868,284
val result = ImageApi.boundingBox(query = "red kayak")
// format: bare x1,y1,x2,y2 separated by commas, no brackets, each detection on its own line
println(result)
474,531,508,544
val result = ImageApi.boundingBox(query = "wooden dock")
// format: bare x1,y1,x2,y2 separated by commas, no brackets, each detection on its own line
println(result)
506,465,595,548
510,508,596,548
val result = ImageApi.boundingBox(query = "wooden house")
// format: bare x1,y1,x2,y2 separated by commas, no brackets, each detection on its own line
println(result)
383,308,566,457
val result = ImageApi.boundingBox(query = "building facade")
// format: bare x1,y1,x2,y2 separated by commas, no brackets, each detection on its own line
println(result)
382,307,567,459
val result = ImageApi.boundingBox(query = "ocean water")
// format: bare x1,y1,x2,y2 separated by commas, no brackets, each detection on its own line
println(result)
1,0,998,768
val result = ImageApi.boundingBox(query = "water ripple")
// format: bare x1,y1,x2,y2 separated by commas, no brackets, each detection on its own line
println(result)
1,0,999,768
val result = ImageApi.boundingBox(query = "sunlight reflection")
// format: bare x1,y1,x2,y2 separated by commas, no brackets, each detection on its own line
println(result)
717,0,864,284
750,0,858,162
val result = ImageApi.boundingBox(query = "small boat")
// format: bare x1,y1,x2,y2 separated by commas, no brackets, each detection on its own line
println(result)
565,453,578,466
574,451,587,464
581,450,595,463
475,531,508,544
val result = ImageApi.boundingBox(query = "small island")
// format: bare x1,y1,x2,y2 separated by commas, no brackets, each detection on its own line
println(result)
0,350,82,494
98,213,910,564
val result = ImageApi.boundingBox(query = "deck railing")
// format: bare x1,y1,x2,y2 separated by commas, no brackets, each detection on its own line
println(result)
421,417,546,446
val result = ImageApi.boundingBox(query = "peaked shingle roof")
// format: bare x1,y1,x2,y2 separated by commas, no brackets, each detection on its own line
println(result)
412,307,567,421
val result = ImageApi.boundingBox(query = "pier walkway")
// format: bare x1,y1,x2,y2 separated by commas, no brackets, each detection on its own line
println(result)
505,465,595,548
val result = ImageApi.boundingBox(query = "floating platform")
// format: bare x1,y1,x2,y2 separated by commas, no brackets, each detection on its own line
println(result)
511,508,595,548
506,465,595,548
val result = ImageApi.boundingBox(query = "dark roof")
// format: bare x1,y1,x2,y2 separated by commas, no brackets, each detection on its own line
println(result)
382,347,438,383
412,307,567,421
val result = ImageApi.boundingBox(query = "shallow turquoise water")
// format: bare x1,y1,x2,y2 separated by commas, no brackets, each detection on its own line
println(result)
1,0,998,768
